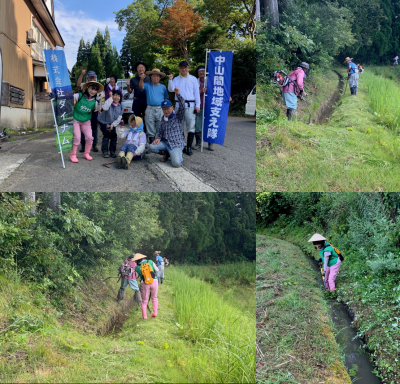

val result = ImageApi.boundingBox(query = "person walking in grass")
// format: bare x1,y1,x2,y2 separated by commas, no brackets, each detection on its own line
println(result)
117,254,142,305
344,57,359,96
281,62,309,120
394,56,399,66
308,233,341,292
133,253,159,319
154,251,165,284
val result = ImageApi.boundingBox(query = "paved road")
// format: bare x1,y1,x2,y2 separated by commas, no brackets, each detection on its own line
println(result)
0,116,255,192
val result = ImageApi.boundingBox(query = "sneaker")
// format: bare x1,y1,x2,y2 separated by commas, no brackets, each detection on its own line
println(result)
110,151,117,158
103,152,109,158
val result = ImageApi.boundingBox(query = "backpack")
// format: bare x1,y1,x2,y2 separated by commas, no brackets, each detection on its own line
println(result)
120,263,133,277
141,262,155,284
324,243,344,262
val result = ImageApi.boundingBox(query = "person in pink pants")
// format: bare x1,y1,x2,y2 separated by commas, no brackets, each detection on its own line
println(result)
133,253,159,319
324,259,341,291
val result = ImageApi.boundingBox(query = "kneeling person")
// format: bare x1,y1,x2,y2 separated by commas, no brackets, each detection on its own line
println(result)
149,88,185,168
117,114,146,169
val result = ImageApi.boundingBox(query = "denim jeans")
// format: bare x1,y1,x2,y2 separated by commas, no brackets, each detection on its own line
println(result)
175,106,196,134
149,140,184,168
120,278,139,291
145,107,163,138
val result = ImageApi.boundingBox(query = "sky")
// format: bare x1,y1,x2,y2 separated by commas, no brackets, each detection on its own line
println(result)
54,0,133,70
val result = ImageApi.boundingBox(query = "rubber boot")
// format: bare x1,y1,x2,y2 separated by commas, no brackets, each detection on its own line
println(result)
125,152,134,169
83,143,93,161
141,304,148,320
186,132,194,156
193,133,201,150
70,145,79,163
102,137,109,158
287,109,291,120
160,277,164,284
208,142,214,151
117,151,125,169
117,288,124,304
151,301,158,318
134,290,142,305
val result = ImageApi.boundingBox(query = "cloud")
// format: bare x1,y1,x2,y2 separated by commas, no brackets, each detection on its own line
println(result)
54,0,125,70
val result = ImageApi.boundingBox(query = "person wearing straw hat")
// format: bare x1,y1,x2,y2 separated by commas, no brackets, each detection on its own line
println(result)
77,69,104,153
71,81,104,163
344,57,359,96
139,68,169,147
308,233,341,291
132,253,159,319
281,62,309,120
116,114,147,169
168,61,200,156
117,253,142,305
98,88,123,158
149,88,186,167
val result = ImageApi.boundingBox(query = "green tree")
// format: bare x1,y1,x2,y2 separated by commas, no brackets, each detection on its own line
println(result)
87,43,105,80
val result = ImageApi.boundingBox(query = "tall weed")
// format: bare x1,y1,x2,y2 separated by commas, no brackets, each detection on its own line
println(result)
169,268,255,383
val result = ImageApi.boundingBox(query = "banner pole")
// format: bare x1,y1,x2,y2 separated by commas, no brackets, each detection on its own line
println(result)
41,47,65,169
201,49,210,153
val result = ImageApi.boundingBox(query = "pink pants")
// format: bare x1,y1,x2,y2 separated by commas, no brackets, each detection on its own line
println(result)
140,279,158,307
325,259,341,291
73,119,92,146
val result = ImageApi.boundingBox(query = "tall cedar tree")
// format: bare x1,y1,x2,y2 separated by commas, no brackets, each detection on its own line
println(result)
155,0,204,63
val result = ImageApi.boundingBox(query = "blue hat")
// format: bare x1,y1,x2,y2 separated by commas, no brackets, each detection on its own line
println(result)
87,71,97,78
161,100,173,108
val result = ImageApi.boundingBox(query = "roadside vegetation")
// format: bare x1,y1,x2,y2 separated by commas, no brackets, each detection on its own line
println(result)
256,235,350,384
257,67,400,191
257,192,400,383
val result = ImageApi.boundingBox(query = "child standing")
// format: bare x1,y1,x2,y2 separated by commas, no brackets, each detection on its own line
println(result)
98,89,123,158
117,114,147,169
71,81,103,163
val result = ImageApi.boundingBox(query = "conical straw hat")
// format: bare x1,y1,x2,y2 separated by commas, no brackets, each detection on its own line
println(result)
308,233,326,242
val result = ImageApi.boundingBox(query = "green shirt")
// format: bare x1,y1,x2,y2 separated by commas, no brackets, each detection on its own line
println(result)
319,242,339,267
135,259,158,282
73,93,96,122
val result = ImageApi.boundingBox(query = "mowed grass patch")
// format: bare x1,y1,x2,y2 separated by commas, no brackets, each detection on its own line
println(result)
257,70,400,191
256,234,350,384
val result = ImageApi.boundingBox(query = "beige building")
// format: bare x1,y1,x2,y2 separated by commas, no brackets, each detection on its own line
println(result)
0,0,64,128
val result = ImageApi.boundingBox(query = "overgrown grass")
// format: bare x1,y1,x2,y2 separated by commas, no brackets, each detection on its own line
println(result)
256,234,350,384
0,265,255,383
257,68,400,191
259,224,400,383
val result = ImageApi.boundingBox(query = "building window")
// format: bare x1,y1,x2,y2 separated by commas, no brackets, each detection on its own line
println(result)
31,20,52,61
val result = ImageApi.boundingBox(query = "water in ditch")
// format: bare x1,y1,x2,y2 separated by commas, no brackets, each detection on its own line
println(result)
310,258,382,384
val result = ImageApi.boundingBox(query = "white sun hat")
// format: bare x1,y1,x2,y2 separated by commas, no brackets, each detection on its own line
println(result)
308,233,326,242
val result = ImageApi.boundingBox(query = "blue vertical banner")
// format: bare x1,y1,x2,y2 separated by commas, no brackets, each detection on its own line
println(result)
43,49,74,152
203,51,233,145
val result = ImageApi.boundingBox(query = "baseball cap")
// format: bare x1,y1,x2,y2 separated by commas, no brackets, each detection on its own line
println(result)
87,71,97,78
161,100,173,108
179,61,189,67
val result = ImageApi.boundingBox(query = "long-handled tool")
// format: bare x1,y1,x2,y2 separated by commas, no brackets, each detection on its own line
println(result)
300,95,311,124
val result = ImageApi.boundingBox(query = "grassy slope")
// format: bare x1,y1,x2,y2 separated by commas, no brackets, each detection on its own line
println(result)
257,68,400,191
260,225,400,383
0,265,255,383
256,234,350,384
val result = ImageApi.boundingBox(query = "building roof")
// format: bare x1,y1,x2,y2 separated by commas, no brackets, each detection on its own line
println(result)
31,0,64,47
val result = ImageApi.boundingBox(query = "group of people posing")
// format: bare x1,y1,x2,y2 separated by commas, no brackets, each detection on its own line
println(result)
117,251,168,320
280,57,362,120
71,60,216,169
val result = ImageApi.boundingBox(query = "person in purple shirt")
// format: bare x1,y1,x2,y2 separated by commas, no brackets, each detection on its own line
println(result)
105,74,120,102
117,254,142,304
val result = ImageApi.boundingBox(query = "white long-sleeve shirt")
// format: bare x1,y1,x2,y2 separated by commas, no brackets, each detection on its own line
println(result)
168,74,200,108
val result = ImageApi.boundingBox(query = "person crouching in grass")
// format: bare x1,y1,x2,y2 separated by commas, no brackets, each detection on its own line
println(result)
149,88,186,167
98,89,123,159
117,114,146,169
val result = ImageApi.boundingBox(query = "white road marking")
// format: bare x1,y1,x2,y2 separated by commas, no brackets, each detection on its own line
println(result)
0,154,30,183
154,161,218,192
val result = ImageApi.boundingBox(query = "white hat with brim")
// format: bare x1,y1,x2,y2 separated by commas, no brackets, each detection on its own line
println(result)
145,68,166,79
132,253,147,262
308,233,326,242
82,81,104,93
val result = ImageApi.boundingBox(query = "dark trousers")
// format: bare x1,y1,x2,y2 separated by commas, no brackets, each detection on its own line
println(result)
132,98,147,133
81,112,98,146
100,123,117,153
